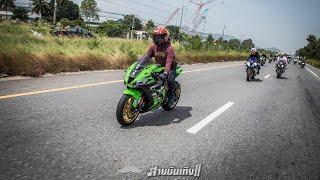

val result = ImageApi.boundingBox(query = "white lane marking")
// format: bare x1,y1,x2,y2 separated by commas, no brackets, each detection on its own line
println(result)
187,102,234,134
183,64,242,73
0,80,123,100
305,67,320,80
264,74,270,79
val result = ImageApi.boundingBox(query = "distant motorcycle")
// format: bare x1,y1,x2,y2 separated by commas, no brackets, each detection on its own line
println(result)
293,59,297,64
276,61,285,78
300,61,305,68
273,57,277,62
260,57,266,66
246,57,259,81
269,58,272,63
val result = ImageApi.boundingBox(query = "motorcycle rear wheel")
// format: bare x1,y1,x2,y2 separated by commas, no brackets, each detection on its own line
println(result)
162,82,181,111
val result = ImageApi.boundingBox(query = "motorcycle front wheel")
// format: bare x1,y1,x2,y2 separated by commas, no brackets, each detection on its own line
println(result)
276,69,281,78
246,69,251,81
116,95,139,126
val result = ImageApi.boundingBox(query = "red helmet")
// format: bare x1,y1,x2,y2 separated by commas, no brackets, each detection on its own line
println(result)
153,26,169,36
153,26,170,45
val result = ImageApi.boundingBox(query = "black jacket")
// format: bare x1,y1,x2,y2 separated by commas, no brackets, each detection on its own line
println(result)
247,53,261,63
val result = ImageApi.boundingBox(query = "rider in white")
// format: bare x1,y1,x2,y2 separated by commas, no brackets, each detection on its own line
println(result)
276,52,288,70
276,52,288,64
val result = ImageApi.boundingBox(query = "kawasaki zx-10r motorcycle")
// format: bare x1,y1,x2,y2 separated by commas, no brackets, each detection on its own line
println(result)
116,58,182,126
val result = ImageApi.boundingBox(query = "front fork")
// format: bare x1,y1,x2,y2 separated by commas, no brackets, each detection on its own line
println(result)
123,88,142,109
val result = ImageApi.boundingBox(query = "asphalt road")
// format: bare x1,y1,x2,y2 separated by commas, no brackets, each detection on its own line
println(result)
0,61,319,179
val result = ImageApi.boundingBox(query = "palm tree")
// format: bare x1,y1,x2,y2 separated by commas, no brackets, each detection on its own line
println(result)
31,0,50,22
53,0,66,24
0,0,15,20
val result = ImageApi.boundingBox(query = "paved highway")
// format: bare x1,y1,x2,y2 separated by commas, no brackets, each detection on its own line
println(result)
0,61,319,179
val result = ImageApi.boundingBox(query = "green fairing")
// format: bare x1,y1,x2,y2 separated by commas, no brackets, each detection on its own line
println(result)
123,88,142,100
124,62,138,85
122,62,182,111
176,66,183,76
129,64,164,87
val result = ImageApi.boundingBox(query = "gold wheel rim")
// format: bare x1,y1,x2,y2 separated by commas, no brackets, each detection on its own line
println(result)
123,97,139,123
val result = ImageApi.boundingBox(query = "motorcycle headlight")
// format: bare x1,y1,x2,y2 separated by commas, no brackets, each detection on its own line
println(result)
281,65,284,67
136,80,147,86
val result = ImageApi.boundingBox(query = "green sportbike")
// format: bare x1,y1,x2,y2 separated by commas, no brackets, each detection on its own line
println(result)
116,58,183,126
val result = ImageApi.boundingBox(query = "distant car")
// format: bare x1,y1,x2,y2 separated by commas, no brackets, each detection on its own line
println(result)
53,26,94,38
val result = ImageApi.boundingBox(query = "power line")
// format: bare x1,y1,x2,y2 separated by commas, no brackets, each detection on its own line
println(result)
98,9,164,26
98,10,124,16
149,0,180,9
126,0,176,14
100,0,167,20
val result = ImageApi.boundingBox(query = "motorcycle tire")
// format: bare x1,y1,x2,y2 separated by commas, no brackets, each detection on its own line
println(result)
116,95,139,126
162,81,181,111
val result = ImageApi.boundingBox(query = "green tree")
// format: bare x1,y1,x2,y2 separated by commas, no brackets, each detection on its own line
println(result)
298,34,320,59
118,15,143,31
31,0,50,22
228,39,241,50
57,0,79,21
166,25,180,41
145,19,155,36
80,0,99,26
0,0,15,20
96,20,124,37
12,7,28,21
206,34,214,42
241,38,254,50
52,0,67,24
145,20,155,31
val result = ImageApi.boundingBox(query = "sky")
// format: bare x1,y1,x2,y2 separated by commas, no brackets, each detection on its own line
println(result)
17,0,320,54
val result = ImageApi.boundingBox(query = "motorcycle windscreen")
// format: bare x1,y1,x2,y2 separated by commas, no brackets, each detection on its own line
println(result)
131,56,153,77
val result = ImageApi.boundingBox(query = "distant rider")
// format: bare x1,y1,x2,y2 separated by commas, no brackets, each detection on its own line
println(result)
247,48,261,74
141,26,177,105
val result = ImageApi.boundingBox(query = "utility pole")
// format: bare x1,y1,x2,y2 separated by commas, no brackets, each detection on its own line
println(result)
238,33,244,52
130,16,135,39
179,5,184,41
222,25,225,40
53,0,57,24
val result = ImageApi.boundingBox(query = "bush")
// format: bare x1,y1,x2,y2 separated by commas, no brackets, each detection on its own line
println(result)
307,59,320,69
183,35,203,50
87,39,102,49
59,18,86,29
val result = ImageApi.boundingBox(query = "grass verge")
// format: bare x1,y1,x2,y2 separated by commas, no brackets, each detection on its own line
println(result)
307,59,320,69
0,23,247,77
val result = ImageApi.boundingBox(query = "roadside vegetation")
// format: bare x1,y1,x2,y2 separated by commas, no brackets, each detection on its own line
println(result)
0,0,260,77
0,23,250,77
297,35,320,68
